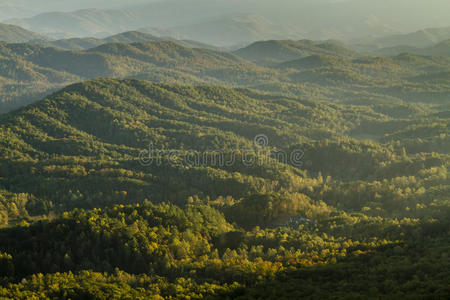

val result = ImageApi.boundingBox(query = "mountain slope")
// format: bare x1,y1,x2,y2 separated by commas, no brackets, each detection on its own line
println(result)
1,78,373,155
0,78,390,216
0,78,448,299
86,41,242,70
376,39,450,57
6,9,146,39
420,39,450,56
170,14,302,47
0,22,43,42
2,78,446,220
34,31,218,51
41,37,104,51
40,31,164,51
1,39,450,116
354,26,450,51
103,31,162,44
234,40,359,65
0,41,270,113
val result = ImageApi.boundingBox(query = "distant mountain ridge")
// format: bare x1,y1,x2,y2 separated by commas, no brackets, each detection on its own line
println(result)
0,22,44,43
1,38,449,117
0,40,263,113
4,1,450,47
376,39,450,57
234,39,359,65
0,41,244,82
352,26,450,52
5,9,146,39
170,14,303,47
33,31,218,51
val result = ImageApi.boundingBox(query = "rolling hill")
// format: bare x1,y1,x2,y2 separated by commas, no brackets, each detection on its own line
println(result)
137,26,184,39
376,39,450,57
170,14,302,47
38,37,105,51
1,39,449,117
0,78,387,213
419,39,450,56
353,26,450,51
0,22,44,43
0,41,270,113
5,8,146,39
0,78,448,299
34,31,163,51
35,31,218,51
1,78,447,218
103,31,162,44
234,40,359,65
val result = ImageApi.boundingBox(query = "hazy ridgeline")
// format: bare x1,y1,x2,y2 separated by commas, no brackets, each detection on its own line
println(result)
0,1,449,299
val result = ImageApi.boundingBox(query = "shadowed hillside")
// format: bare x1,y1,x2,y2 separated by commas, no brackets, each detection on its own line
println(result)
0,78,448,298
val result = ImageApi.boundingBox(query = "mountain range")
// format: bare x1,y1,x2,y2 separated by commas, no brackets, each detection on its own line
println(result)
4,1,450,46
352,26,450,51
234,39,359,65
6,9,145,39
375,39,450,57
1,38,450,117
0,40,258,113
32,31,218,51
169,14,303,47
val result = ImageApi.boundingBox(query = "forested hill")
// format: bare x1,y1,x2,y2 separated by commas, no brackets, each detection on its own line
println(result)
1,38,450,117
377,39,450,57
0,78,448,298
1,77,396,159
0,40,264,113
33,31,219,51
352,26,450,50
233,40,359,65
0,23,43,43
0,78,448,220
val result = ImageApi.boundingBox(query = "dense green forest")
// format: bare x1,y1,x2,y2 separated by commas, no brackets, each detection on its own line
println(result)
0,75,448,298
0,18,449,297
1,38,450,118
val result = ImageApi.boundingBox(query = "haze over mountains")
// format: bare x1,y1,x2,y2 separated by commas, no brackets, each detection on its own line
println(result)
3,0,450,46
234,40,359,65
374,39,450,57
0,0,154,20
0,23,44,43
33,31,218,51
